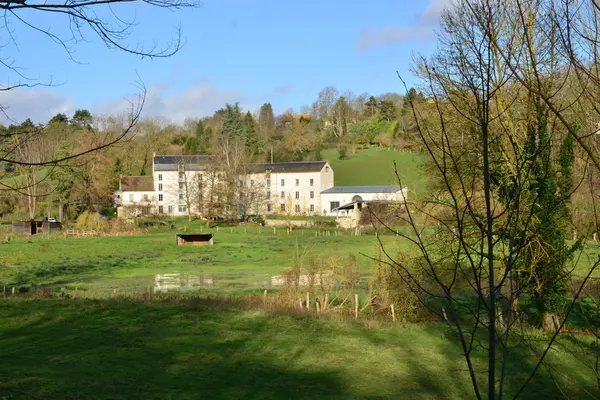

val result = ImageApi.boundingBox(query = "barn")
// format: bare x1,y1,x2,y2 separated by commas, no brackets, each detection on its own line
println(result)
319,185,408,216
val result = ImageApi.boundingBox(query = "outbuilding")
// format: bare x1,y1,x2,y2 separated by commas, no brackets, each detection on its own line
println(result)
319,185,408,216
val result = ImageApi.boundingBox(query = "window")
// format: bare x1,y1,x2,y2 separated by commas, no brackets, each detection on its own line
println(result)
168,205,174,214
266,178,271,186
294,204,300,213
310,191,314,199
179,172,185,180
179,182,184,190
330,201,340,212
325,166,329,172
281,179,285,187
266,191,271,199
267,204,272,212
295,191,299,200
158,183,163,191
158,194,163,202
178,205,187,213
310,204,314,212
158,174,163,181
280,191,285,199
129,194,134,202
158,206,164,214
251,179,255,186
310,178,314,186
295,179,299,186
142,194,148,201
179,194,184,200
280,204,286,212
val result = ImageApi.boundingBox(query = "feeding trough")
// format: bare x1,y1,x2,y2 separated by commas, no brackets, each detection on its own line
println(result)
176,233,214,246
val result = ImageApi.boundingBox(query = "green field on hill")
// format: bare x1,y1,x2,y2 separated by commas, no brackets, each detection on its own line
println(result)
323,147,427,195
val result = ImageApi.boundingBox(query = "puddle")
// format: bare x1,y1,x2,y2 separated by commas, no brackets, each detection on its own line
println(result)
152,270,366,292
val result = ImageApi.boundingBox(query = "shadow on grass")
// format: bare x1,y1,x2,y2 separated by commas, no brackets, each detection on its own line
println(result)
0,299,597,399
0,300,346,400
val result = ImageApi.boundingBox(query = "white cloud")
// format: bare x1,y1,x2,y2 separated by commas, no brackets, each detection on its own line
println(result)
356,0,452,51
95,81,255,123
0,88,77,124
1,81,257,125
420,0,454,25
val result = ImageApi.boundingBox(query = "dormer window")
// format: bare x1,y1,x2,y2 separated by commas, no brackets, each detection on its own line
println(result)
325,166,329,172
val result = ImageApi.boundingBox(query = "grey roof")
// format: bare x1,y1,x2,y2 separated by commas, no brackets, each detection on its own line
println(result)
154,155,210,171
120,176,154,192
320,185,406,194
246,161,328,174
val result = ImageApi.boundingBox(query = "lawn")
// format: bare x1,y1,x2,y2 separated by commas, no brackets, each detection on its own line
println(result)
0,299,596,399
322,147,428,196
0,223,408,294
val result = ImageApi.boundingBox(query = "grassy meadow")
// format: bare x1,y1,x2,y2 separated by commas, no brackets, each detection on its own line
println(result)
0,299,597,399
1,147,600,399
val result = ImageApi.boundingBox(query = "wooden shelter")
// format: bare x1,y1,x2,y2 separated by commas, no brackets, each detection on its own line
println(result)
176,233,214,246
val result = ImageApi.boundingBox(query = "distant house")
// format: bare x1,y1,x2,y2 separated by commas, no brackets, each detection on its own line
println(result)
320,185,408,216
114,176,156,217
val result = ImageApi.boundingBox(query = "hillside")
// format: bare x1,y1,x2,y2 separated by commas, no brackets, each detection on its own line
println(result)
322,147,427,196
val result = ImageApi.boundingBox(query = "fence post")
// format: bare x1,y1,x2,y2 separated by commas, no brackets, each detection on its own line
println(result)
354,294,359,319
112,289,117,298
60,288,65,298
74,287,78,299
391,304,396,322
273,227,276,235
263,289,267,307
306,292,310,312
11,287,15,297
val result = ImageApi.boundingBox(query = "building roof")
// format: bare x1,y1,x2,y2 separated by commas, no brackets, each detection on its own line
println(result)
246,161,328,174
153,155,210,171
320,185,406,194
120,176,154,192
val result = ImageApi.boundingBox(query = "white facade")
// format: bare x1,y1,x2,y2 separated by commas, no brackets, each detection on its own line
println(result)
320,186,408,216
114,176,157,217
245,162,334,216
117,155,335,218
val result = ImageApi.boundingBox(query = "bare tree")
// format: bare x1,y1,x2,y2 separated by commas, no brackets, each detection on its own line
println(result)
370,1,600,398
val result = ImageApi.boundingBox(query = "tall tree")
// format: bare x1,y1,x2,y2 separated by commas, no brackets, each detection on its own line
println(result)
70,109,93,130
220,103,245,139
378,100,396,122
365,96,378,118
332,96,350,137
258,103,276,138
244,112,260,156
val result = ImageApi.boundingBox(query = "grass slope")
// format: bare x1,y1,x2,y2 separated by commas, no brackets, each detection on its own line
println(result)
0,299,595,399
323,147,427,195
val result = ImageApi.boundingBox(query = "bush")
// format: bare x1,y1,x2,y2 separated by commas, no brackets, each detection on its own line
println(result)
338,145,348,160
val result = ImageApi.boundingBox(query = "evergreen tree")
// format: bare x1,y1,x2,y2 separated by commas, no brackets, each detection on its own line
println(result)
378,100,396,122
258,103,276,138
365,96,378,118
71,109,93,129
195,119,205,138
220,103,245,139
402,88,418,115
244,111,260,156
49,113,69,124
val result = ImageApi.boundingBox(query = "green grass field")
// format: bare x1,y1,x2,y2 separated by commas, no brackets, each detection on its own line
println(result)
0,299,595,399
323,147,427,195
0,223,409,293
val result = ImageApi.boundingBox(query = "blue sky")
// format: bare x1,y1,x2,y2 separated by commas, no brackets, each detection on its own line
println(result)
0,0,448,123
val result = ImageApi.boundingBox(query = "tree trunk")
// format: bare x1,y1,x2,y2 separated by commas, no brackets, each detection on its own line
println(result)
541,312,560,332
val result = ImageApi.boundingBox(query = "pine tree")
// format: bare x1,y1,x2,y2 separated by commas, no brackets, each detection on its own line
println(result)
365,96,378,118
220,103,245,139
378,100,396,122
258,103,276,138
244,112,260,156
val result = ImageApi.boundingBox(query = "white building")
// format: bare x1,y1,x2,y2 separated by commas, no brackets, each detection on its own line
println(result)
320,185,408,216
114,176,157,217
115,155,335,217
